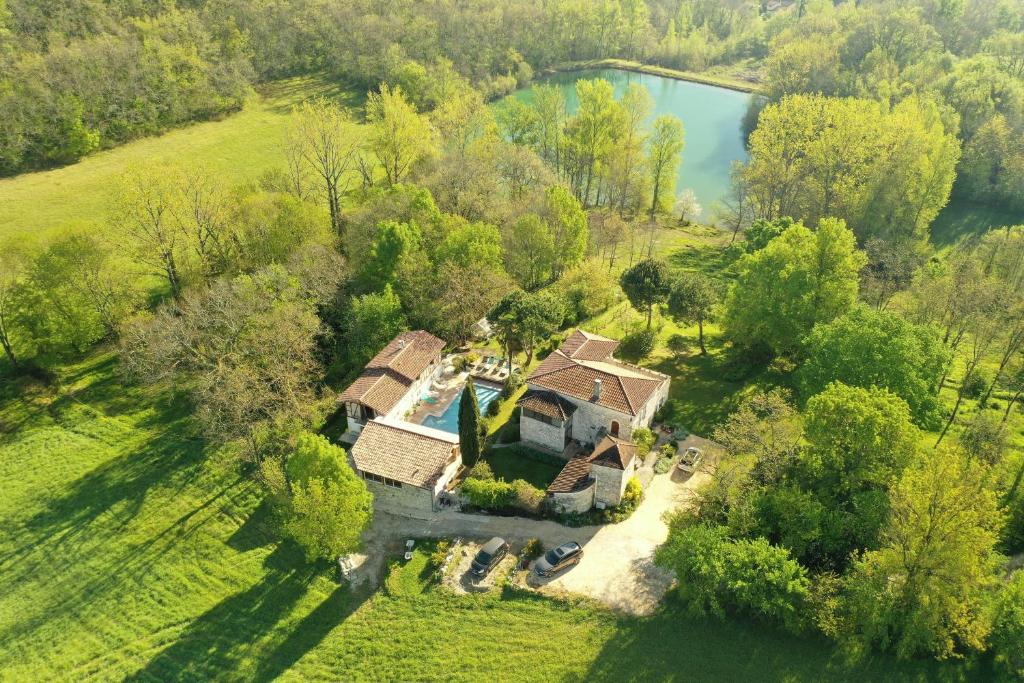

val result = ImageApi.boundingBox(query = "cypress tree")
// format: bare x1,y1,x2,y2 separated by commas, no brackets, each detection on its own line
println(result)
458,379,482,467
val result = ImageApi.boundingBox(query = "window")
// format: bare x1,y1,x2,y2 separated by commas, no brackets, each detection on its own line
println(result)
362,471,402,488
610,420,620,437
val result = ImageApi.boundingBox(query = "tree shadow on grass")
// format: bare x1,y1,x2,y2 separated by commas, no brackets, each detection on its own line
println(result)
128,541,370,682
580,598,987,682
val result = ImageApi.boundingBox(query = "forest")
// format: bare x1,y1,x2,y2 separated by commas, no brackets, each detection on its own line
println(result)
2,0,1024,679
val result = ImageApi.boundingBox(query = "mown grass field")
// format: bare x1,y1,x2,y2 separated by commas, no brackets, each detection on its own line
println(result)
0,75,360,246
0,357,983,680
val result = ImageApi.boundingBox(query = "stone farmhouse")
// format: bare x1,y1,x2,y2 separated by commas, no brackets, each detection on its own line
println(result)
339,331,459,512
338,330,445,436
518,329,670,513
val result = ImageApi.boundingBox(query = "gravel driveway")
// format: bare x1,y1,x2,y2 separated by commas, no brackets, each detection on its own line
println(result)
361,440,720,615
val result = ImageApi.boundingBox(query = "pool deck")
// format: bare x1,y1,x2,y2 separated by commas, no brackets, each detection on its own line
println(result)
406,373,505,429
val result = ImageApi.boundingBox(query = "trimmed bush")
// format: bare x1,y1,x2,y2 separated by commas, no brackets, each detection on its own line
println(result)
461,477,516,508
632,427,656,456
621,328,657,358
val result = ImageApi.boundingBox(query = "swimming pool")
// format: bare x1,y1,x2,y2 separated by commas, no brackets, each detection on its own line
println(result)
421,382,502,434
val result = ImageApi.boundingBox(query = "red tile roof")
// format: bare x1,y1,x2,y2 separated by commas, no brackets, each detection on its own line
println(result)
338,331,445,414
526,329,668,416
518,390,577,421
350,418,459,489
546,455,595,493
590,435,636,470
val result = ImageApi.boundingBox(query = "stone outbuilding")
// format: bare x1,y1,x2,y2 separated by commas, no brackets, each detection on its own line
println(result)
350,417,462,513
518,329,669,451
546,435,638,514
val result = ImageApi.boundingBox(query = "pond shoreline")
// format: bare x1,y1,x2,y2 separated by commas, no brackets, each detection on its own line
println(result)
544,58,760,94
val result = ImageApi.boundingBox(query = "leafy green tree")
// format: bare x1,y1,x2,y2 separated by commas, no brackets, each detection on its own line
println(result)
646,115,685,217
488,289,564,369
541,185,588,277
667,273,718,354
346,284,408,369
991,572,1024,679
655,521,810,632
367,84,438,186
503,213,555,291
458,379,482,468
563,79,623,204
840,451,1004,660
743,217,796,253
797,306,949,428
283,432,373,562
723,219,866,357
435,220,504,271
359,220,422,292
619,258,671,330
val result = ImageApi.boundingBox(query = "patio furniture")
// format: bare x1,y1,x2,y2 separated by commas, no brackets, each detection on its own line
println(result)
404,539,415,561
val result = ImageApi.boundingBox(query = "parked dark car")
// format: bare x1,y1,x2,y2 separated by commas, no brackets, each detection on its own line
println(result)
470,537,509,578
533,542,583,577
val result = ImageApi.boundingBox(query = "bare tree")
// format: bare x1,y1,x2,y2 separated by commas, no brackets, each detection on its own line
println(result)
112,165,186,298
714,161,754,244
174,167,235,278
287,98,363,241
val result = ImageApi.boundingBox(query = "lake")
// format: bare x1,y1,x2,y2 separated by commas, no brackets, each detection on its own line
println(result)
504,68,753,219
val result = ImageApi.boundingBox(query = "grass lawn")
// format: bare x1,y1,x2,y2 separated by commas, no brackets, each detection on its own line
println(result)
484,445,563,489
0,74,361,246
0,352,984,681
930,197,1024,249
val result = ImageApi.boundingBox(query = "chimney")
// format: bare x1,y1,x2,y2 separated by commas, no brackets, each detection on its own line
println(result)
592,378,602,401
398,339,407,351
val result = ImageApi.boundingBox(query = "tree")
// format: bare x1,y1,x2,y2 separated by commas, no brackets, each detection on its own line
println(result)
112,165,186,298
714,161,754,244
797,306,949,428
287,98,363,240
458,379,482,468
120,264,331,463
743,94,958,244
563,79,622,204
667,273,718,354
655,521,810,632
281,432,373,562
503,214,555,291
346,285,408,369
541,185,588,278
619,258,671,330
358,220,422,292
723,219,866,357
366,84,438,186
0,243,27,369
646,115,685,217
674,189,701,225
840,451,1004,660
666,334,690,361
488,289,564,370
991,572,1024,679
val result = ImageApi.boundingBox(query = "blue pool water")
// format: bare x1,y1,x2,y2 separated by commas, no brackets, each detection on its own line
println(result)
421,382,502,434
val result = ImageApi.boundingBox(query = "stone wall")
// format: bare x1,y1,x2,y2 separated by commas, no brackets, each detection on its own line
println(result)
520,412,567,452
592,458,636,507
364,478,434,513
548,483,595,514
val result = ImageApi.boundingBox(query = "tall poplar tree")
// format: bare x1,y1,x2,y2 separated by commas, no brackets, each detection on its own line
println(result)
458,379,482,467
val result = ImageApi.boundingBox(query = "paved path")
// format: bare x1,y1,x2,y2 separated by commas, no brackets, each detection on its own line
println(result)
362,444,721,615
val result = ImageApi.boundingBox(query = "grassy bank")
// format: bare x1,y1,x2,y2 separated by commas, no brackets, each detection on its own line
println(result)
547,58,761,94
0,75,359,245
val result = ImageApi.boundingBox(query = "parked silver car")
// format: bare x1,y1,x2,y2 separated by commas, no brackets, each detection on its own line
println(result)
533,542,583,577
677,446,704,473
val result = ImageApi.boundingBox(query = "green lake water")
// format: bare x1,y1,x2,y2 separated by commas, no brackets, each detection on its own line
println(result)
504,68,753,219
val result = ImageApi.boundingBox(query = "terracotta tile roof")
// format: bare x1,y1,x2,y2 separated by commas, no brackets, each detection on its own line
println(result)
350,418,459,489
526,329,668,416
547,455,595,493
518,390,577,421
590,435,636,470
338,331,445,414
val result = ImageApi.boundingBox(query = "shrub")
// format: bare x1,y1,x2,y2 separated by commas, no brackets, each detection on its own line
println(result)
991,572,1024,679
632,426,656,456
654,521,810,632
467,461,495,481
513,479,544,514
621,477,643,509
654,399,683,424
621,328,657,358
486,398,502,417
962,369,989,400
523,538,544,560
667,334,690,360
654,443,676,474
429,540,452,573
502,372,524,399
452,355,468,372
461,477,516,508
